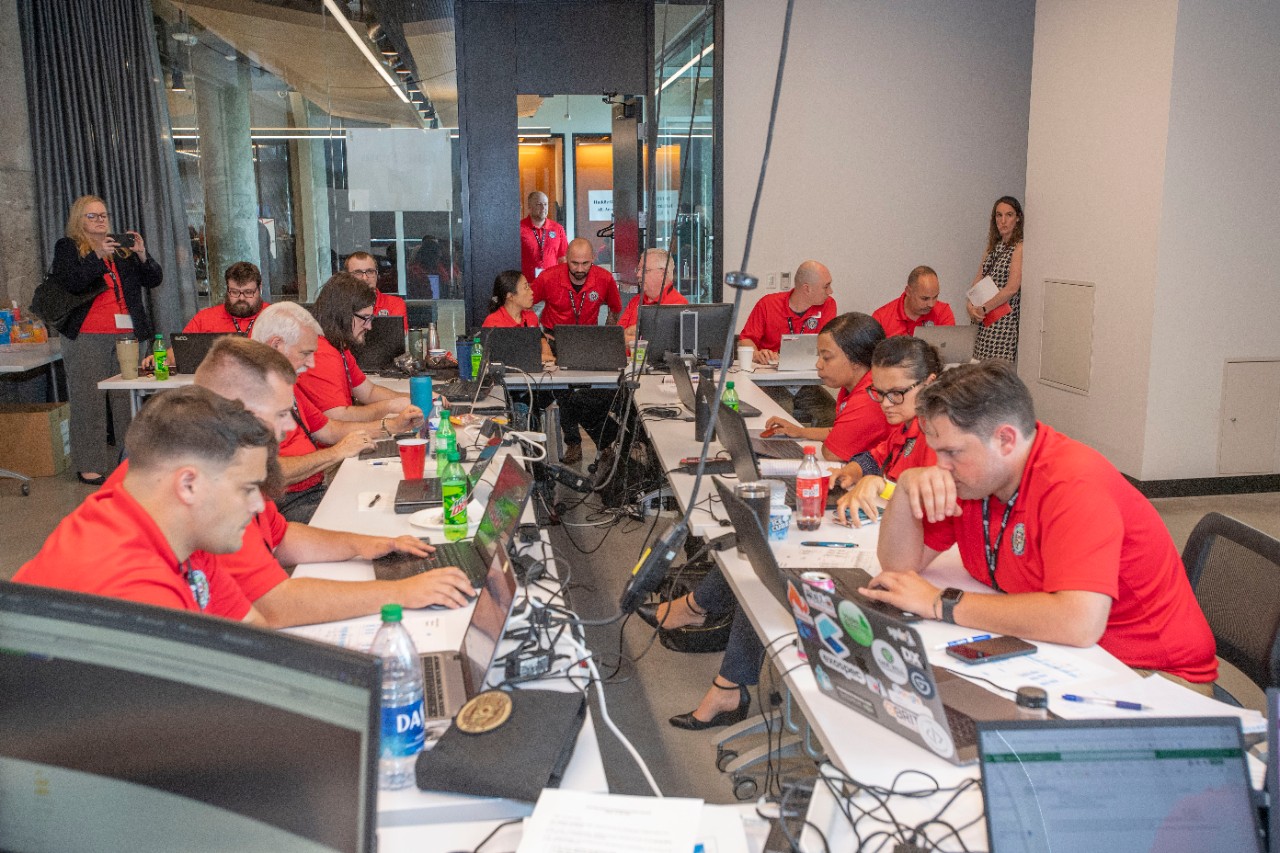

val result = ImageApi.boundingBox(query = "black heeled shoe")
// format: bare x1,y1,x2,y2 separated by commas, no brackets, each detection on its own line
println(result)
77,472,106,486
636,594,706,630
669,680,751,731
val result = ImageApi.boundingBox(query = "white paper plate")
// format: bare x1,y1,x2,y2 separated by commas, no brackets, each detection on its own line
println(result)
407,506,483,535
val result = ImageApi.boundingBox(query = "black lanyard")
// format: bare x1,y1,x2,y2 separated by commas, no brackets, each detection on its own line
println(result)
292,402,319,445
785,308,809,334
230,315,255,336
981,488,1020,592
534,226,546,254
880,421,912,474
340,350,356,398
567,283,587,325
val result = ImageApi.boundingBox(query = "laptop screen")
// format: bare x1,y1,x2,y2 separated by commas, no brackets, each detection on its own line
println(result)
472,456,533,568
714,402,764,483
978,717,1264,852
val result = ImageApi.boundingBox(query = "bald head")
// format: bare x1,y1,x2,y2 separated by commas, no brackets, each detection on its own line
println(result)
566,238,594,285
527,191,549,225
793,260,833,311
904,265,941,319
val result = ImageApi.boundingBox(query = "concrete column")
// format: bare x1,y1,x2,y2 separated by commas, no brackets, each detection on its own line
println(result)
0,0,43,308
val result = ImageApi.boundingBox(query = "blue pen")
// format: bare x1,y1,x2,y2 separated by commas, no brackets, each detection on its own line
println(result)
935,633,993,650
1061,694,1146,711
800,541,858,549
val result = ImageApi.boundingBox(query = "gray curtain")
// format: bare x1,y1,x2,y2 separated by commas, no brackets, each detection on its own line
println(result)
19,0,197,334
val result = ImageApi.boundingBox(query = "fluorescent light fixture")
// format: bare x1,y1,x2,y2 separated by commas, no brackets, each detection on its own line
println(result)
658,43,714,93
321,0,410,104
172,132,347,141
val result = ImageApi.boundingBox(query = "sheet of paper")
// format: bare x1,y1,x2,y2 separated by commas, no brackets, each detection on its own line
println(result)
692,805,751,853
1046,672,1267,734
517,789,703,853
966,275,998,307
934,643,1118,692
757,458,802,478
283,613,444,654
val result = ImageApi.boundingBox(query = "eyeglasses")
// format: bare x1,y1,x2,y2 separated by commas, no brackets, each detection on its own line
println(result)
349,268,378,278
226,287,260,298
84,212,109,222
867,379,925,405
353,312,376,326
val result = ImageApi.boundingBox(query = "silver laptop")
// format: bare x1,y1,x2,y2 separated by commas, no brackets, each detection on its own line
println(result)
776,333,817,371
912,324,977,364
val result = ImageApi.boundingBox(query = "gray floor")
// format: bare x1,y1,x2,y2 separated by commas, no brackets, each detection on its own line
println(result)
3,459,1278,804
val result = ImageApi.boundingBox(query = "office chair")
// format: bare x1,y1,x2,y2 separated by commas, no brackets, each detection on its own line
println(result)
1182,511,1280,712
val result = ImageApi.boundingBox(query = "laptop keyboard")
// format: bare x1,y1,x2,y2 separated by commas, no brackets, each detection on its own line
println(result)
752,437,806,460
943,703,978,750
426,542,489,587
439,378,481,401
422,654,446,719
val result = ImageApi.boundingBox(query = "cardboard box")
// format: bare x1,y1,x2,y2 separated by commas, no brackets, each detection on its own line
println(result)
0,403,71,477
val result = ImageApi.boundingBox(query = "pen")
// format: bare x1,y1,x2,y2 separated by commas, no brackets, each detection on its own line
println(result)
800,541,858,549
1061,694,1145,711
935,634,993,650
367,494,381,509
370,460,389,467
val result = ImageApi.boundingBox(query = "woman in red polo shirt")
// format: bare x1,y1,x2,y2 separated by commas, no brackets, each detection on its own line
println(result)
481,270,553,363
832,335,942,526
761,312,890,461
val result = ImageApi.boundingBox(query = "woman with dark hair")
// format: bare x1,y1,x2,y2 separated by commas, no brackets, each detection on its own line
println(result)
832,335,943,526
761,312,890,461
968,196,1024,362
482,270,554,362
295,272,416,423
50,195,163,485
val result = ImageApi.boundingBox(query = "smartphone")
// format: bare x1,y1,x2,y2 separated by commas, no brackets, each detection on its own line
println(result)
108,233,136,249
945,635,1037,665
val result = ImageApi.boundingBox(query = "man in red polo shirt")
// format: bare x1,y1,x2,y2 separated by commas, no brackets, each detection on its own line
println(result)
14,385,270,623
864,362,1218,687
872,265,955,338
620,248,688,346
183,261,269,335
345,251,408,332
520,191,568,285
739,259,836,364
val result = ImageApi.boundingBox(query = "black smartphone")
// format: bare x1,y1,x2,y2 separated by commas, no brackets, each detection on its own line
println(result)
945,635,1037,665
108,233,136,249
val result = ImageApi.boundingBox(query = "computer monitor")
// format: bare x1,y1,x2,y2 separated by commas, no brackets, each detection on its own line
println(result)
0,581,379,853
636,303,734,367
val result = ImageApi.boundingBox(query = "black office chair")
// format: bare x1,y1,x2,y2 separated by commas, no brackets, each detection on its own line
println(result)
1182,512,1280,712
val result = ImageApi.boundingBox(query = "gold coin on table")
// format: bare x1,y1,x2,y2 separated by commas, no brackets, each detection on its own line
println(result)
455,690,513,735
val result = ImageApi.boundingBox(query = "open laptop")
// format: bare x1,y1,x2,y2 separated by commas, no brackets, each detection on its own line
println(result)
355,316,406,372
978,717,1264,851
912,324,977,365
669,357,762,419
377,455,532,586
776,334,817,371
713,477,918,624
480,326,544,375
419,553,520,725
715,402,846,508
392,442,499,512
170,332,230,374
553,325,627,371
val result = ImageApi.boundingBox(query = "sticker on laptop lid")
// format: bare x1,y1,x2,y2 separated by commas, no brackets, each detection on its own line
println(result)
819,649,866,686
915,715,956,759
837,600,874,647
872,639,909,685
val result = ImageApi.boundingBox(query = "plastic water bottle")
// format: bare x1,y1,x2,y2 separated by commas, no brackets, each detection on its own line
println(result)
442,450,468,542
153,333,169,381
470,334,483,378
722,380,740,412
370,604,425,790
796,446,825,531
435,410,455,476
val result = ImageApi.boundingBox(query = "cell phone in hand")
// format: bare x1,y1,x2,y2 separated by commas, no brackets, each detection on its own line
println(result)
108,233,136,249
945,635,1037,665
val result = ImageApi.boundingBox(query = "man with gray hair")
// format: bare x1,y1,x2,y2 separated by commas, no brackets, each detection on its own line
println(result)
619,248,688,346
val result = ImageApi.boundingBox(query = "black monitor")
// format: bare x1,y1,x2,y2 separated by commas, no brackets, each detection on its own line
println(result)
404,299,436,330
636,303,734,367
0,580,379,852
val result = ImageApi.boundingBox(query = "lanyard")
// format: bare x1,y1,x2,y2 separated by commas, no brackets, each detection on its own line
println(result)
534,226,546,255
567,283,587,325
230,314,256,336
340,350,356,400
103,257,125,311
292,402,319,445
981,488,1020,592
785,308,809,334
880,420,912,474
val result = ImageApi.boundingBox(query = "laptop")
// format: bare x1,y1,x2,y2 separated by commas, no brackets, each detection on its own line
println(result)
669,357,762,419
377,455,532,587
912,324,977,365
391,442,499,512
480,326,544,375
978,717,1265,851
715,402,846,509
776,334,817,371
355,316,406,372
170,332,230,374
554,325,627,371
713,477,918,624
419,554,520,725
747,427,806,460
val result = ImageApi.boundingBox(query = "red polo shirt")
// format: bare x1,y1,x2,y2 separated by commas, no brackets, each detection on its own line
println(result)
373,291,409,332
922,423,1217,682
210,499,291,602
618,286,689,329
739,291,836,353
825,373,891,461
278,392,328,491
872,294,955,338
520,217,569,284
295,336,365,415
872,416,936,481
532,264,622,330
13,480,251,619
183,303,270,335
482,307,541,329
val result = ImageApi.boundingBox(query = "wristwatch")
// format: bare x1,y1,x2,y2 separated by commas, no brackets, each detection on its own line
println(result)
939,588,965,624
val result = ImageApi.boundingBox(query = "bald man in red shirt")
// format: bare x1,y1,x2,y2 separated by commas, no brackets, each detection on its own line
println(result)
872,265,955,337
739,260,836,364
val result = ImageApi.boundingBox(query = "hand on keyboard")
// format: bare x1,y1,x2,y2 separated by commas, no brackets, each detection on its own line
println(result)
359,534,433,560
396,566,476,610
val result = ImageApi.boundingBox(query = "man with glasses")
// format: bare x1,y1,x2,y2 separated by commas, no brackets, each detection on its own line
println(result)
184,261,269,335
344,251,408,332
520,191,568,286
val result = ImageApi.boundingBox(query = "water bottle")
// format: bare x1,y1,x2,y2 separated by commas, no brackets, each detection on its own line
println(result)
426,322,440,352
442,450,468,542
795,446,825,531
370,604,426,790
722,380,740,412
435,410,455,457
153,333,169,381
470,334,483,379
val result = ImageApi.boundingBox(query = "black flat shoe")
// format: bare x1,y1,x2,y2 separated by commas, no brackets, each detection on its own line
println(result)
635,603,661,629
669,681,750,731
77,472,106,486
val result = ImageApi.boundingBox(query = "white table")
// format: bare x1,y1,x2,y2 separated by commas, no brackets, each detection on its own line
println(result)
0,341,64,402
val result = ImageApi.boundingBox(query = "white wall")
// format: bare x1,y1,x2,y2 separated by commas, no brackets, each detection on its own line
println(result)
722,0,1034,324
1142,1,1280,479
1019,0,1179,476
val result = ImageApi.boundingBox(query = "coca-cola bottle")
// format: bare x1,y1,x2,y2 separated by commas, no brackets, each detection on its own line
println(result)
795,446,825,531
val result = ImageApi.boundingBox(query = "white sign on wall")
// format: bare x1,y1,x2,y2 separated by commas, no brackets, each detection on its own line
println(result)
588,190,613,220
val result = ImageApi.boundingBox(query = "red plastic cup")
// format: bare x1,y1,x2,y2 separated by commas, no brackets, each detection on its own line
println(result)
397,438,428,480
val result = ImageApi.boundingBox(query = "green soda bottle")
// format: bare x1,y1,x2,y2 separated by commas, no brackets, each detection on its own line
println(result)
470,334,483,379
722,380,739,412
441,450,468,542
434,410,455,476
153,334,169,381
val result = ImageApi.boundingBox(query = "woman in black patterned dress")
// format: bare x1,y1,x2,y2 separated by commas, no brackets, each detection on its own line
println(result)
968,196,1024,362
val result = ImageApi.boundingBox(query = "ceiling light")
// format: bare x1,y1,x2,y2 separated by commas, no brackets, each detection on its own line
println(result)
658,43,714,94
321,0,410,104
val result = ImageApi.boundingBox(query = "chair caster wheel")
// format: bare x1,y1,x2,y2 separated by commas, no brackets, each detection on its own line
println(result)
732,774,758,801
715,748,737,773
21,482,30,496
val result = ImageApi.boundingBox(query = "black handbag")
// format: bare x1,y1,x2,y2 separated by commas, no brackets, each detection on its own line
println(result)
30,270,104,335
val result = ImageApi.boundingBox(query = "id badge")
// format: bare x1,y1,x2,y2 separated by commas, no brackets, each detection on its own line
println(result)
114,313,134,330
534,267,543,278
